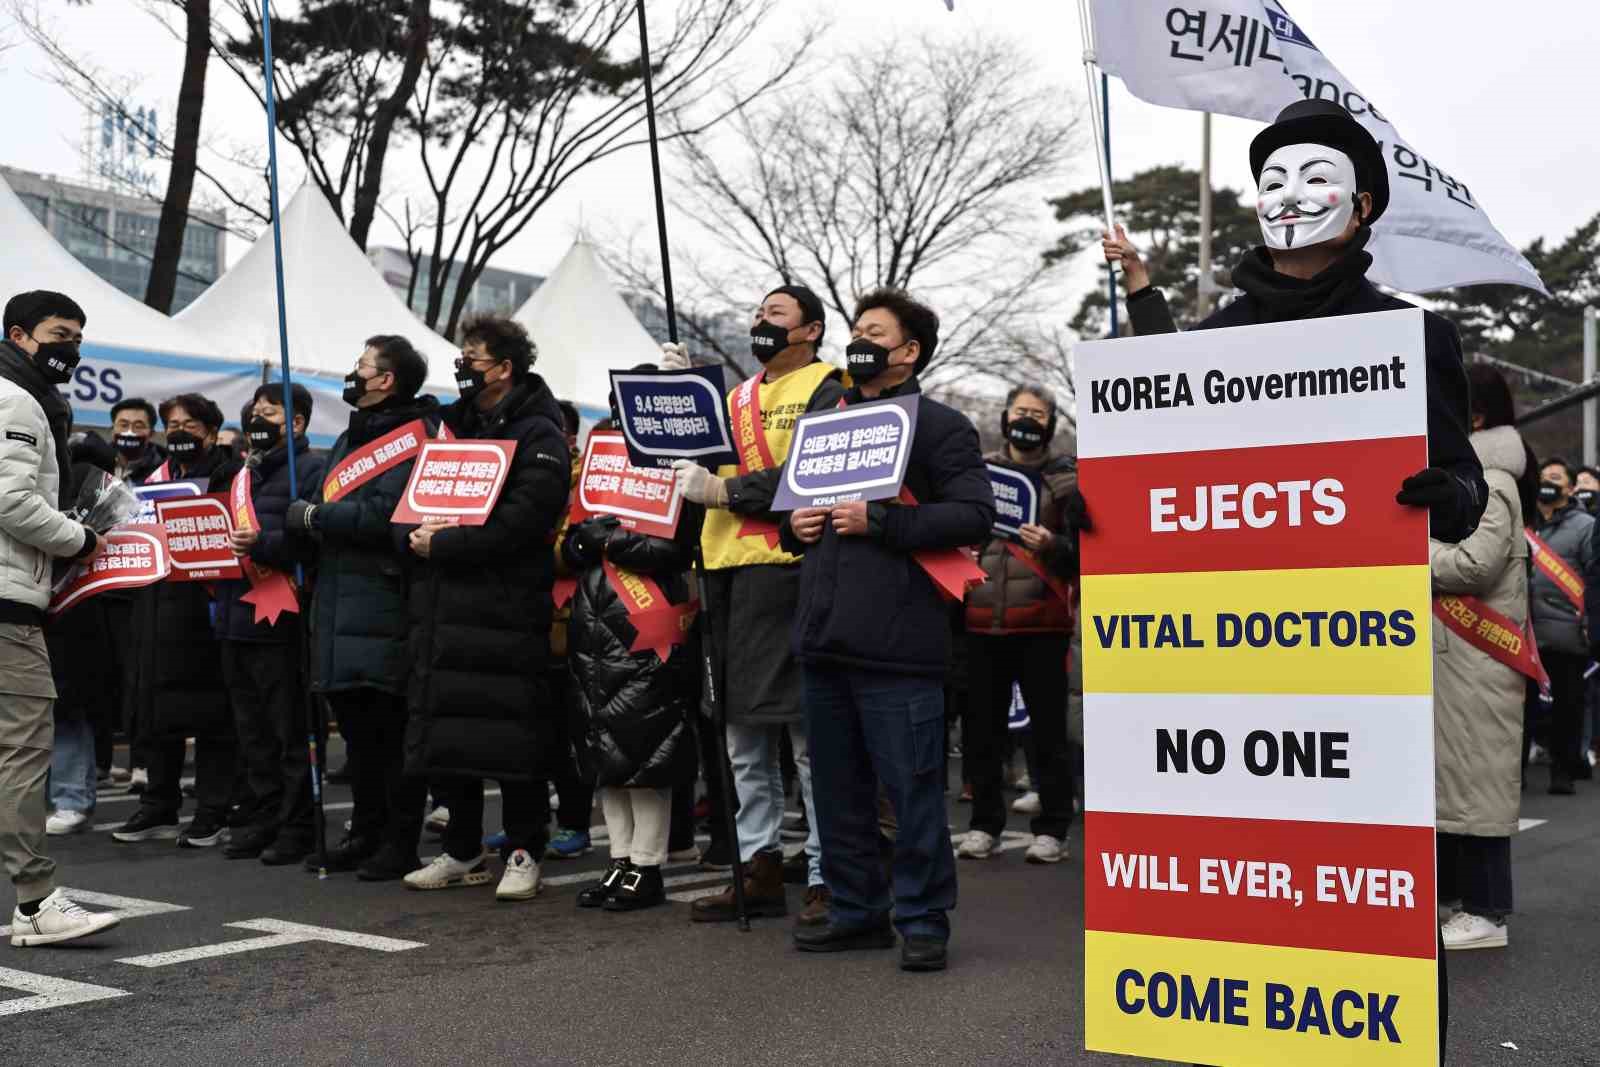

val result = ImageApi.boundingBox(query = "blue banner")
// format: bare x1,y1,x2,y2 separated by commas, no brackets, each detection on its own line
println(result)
773,394,920,510
610,367,735,470
986,462,1041,543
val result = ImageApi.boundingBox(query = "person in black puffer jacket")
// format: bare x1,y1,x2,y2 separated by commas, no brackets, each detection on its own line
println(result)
564,500,703,912
210,382,326,867
285,336,441,880
399,316,571,903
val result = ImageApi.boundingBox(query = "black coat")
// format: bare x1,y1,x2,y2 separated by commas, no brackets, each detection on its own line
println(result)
1127,275,1488,544
302,396,441,695
565,512,701,790
130,447,234,739
46,458,120,726
781,378,996,677
403,377,572,782
210,436,325,643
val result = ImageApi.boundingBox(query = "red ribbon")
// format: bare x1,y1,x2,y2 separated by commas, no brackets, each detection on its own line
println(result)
322,419,426,503
1002,540,1076,608
1432,595,1550,695
601,559,698,661
897,487,986,602
728,372,783,549
230,465,300,626
552,576,577,611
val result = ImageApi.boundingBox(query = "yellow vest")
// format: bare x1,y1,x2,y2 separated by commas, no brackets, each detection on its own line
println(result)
702,361,838,571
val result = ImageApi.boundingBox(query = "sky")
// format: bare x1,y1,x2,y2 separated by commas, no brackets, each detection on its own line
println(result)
2,0,1596,301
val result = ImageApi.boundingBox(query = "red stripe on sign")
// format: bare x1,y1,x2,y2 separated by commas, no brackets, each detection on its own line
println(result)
1078,436,1428,576
1084,811,1436,959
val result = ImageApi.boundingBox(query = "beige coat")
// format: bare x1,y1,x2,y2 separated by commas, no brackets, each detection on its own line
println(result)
1429,424,1527,837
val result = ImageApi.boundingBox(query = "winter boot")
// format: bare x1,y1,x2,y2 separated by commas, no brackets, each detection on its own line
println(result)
691,847,787,922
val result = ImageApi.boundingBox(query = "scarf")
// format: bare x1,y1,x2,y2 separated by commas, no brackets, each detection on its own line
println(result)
1230,227,1374,324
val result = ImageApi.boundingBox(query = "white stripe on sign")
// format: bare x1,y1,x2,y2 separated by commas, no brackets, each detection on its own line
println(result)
0,967,130,1017
0,889,187,938
117,919,425,968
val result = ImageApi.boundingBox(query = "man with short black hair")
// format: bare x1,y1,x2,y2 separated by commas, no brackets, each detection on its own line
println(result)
109,398,163,482
1,290,120,946
783,287,995,972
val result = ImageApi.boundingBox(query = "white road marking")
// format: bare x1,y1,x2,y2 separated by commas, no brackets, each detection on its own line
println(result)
0,967,130,1017
116,919,425,968
1518,818,1548,831
0,889,188,938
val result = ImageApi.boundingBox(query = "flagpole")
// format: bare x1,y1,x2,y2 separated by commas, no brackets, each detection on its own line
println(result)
258,0,328,879
1103,71,1118,339
1077,0,1118,337
636,1,678,345
1198,112,1215,319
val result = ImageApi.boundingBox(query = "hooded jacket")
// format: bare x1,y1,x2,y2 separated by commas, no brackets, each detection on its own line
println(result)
965,447,1077,634
403,376,572,782
1430,425,1528,836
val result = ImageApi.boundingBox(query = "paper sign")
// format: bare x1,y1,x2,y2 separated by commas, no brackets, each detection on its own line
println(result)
48,525,170,616
131,479,205,525
1075,309,1437,1067
987,463,1040,543
610,367,736,470
391,440,517,526
571,431,684,538
771,395,919,510
156,494,243,581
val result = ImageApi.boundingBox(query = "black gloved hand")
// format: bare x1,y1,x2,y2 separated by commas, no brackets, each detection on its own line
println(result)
1395,467,1456,510
1061,486,1093,533
71,526,98,560
286,500,318,533
561,517,618,570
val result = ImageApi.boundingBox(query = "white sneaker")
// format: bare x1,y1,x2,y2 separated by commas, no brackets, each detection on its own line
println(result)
667,846,701,864
495,849,542,901
109,767,131,785
1012,772,1033,792
1441,911,1507,950
1025,834,1065,864
1012,791,1042,815
45,810,90,836
956,830,996,859
403,851,491,891
10,889,120,947
424,806,451,834
128,767,148,791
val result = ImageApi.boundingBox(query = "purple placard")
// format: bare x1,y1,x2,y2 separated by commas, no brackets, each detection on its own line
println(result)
772,394,919,510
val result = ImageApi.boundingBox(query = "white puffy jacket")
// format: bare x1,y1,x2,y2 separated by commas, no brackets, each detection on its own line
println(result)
0,376,89,611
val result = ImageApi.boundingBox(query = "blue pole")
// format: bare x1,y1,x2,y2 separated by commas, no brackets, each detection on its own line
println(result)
1103,71,1118,340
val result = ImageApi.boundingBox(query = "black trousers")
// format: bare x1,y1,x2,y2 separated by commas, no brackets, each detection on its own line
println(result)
963,632,1075,840
695,708,734,849
329,687,425,854
142,730,236,823
1437,832,1513,920
437,778,549,863
222,640,314,841
1542,650,1587,780
547,666,594,834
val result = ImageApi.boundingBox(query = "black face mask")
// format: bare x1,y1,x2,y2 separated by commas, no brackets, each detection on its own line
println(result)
165,430,205,462
750,321,794,365
113,432,146,457
1577,489,1599,512
845,339,894,383
1538,482,1563,504
247,417,282,453
456,358,490,401
1003,415,1051,451
31,338,80,386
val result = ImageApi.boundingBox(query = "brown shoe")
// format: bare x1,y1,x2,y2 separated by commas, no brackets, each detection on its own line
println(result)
691,848,788,922
796,884,832,927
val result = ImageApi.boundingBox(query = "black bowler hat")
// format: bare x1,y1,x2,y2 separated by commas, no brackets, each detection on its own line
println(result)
1249,99,1389,226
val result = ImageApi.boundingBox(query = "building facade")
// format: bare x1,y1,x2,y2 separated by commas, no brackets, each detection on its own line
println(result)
367,246,543,325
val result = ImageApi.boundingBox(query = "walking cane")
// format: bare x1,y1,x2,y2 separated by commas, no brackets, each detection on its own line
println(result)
636,0,747,929
257,0,329,878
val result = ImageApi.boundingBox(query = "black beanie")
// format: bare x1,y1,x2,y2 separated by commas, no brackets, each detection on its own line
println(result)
765,285,826,344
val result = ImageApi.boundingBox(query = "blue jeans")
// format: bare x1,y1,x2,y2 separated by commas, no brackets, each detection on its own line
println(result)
804,665,956,940
48,714,97,815
727,721,821,885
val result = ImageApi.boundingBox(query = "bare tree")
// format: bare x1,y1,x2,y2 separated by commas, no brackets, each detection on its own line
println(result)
659,31,1083,391
143,0,210,312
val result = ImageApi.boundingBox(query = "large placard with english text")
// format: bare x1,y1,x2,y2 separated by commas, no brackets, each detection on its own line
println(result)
1075,309,1436,1066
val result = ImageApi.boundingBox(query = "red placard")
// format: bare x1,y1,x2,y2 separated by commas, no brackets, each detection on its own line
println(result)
48,525,171,616
391,440,517,526
155,494,243,581
570,431,683,538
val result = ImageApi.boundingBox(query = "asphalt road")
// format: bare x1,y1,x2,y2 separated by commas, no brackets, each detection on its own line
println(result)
3,748,1597,1067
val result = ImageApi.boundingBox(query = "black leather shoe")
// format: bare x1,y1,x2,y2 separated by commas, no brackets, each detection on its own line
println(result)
604,864,664,911
223,826,273,860
357,844,422,882
900,935,948,972
304,836,377,873
261,837,313,866
578,859,630,909
793,919,895,953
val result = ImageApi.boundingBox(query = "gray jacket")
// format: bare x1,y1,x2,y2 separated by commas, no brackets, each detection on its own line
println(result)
1529,500,1594,655
0,372,90,614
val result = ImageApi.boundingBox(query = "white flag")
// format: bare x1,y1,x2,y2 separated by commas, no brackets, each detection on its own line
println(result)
1090,0,1547,295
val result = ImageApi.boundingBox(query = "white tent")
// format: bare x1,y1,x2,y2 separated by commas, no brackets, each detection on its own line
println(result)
178,184,462,444
511,240,661,422
0,172,263,431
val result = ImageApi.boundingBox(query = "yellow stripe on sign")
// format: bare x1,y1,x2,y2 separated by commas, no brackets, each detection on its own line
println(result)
1080,565,1432,695
1085,930,1438,1066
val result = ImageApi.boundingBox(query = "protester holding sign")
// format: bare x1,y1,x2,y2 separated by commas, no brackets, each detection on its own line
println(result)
0,290,116,947
959,383,1084,866
1103,100,1487,545
1529,456,1593,796
677,286,845,925
286,337,440,880
112,394,240,850
782,289,995,972
1431,366,1534,952
400,316,571,903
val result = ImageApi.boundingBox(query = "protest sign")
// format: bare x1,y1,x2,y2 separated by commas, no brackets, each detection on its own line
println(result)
610,367,736,470
156,495,242,582
1075,309,1436,1066
571,431,684,538
986,463,1041,543
131,479,205,525
48,525,170,616
391,441,517,526
771,395,919,511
